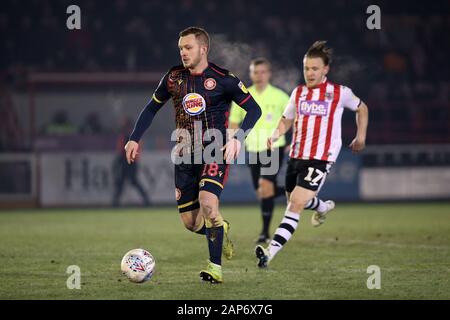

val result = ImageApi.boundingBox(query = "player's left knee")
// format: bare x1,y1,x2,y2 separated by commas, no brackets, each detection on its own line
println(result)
199,197,213,214
207,213,223,228
200,201,221,227
288,197,309,213
199,196,219,221
199,192,220,226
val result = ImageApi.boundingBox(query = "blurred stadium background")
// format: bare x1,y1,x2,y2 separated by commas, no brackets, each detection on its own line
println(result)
1,0,448,208
0,0,450,300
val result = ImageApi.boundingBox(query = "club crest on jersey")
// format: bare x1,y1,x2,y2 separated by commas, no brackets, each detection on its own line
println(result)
182,93,206,116
299,100,329,116
204,78,216,90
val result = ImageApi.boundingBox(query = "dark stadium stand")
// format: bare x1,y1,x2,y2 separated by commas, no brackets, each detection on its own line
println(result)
0,0,448,150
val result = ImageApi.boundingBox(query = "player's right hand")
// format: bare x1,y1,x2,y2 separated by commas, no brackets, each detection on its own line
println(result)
349,136,366,154
267,137,273,151
221,138,241,163
124,140,139,164
267,135,278,151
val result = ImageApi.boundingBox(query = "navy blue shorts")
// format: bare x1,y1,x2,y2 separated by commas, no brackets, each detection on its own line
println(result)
175,163,229,213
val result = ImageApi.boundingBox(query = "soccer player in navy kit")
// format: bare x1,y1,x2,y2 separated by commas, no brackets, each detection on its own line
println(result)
125,27,262,283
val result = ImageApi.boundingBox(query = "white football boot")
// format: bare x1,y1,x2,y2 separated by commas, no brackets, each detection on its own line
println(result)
311,200,335,227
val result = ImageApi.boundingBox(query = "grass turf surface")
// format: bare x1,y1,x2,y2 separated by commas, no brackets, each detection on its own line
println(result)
0,203,449,299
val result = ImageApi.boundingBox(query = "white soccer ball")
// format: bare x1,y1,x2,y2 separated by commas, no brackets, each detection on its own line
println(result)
121,248,155,283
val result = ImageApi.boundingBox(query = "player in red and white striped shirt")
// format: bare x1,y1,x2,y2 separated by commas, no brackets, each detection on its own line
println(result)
255,41,369,268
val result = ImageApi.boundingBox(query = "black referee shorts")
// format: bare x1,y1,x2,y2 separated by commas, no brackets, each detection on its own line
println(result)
247,147,285,190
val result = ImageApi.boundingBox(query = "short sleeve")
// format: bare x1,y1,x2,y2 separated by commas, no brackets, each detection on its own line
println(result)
340,86,361,111
282,87,299,120
277,90,290,117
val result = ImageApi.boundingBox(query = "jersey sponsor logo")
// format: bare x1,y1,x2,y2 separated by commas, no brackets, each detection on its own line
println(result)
204,78,216,90
182,93,206,116
299,100,329,116
238,81,249,94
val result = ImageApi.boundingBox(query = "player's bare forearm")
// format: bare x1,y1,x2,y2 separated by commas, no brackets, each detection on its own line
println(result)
267,117,293,150
355,102,368,141
273,117,294,139
349,102,368,153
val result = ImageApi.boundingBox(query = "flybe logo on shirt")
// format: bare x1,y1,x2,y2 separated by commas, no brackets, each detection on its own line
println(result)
299,100,329,116
182,93,206,116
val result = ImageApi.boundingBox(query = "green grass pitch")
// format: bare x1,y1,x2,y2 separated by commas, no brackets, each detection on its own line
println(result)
0,203,449,299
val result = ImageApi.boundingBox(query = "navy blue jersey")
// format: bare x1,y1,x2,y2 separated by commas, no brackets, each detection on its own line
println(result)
153,63,253,147
129,62,261,156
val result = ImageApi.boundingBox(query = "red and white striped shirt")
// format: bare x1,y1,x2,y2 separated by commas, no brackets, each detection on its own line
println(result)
283,78,361,162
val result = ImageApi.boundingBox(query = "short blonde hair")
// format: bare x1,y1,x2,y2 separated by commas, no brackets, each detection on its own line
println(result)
179,26,210,52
